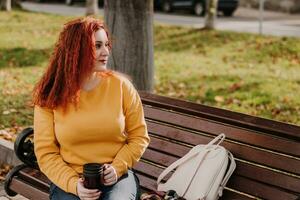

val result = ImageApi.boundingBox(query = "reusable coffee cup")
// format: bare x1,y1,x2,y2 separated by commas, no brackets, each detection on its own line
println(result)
83,163,104,189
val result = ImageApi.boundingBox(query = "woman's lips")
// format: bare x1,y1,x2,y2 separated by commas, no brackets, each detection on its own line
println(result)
98,59,107,63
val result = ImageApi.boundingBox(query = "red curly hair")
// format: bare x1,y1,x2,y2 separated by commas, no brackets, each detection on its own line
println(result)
33,17,112,110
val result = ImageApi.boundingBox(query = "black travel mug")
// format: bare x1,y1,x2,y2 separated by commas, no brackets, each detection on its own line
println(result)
83,163,104,189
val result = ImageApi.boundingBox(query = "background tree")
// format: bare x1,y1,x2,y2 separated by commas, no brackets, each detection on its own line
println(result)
204,0,218,29
0,0,20,11
86,0,98,15
0,0,11,11
104,0,154,91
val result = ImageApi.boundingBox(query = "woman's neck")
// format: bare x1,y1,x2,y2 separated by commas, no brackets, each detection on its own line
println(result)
81,72,101,91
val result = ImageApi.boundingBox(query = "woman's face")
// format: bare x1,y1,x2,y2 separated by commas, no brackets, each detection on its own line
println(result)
94,28,109,72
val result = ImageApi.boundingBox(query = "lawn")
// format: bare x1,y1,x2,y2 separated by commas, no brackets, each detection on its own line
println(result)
0,10,300,138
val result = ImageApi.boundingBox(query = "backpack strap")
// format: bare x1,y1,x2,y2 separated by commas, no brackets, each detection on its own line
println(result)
157,144,205,186
157,134,226,186
218,151,236,197
205,133,225,149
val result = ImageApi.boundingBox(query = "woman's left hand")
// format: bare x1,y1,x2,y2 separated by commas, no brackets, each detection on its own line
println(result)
103,164,118,186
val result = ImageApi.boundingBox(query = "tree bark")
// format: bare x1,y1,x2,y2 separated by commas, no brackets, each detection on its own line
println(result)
104,0,154,91
0,0,11,11
204,0,218,29
86,0,98,16
13,0,21,9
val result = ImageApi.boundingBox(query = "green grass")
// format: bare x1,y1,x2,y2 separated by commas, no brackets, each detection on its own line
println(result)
154,25,300,125
0,11,73,129
0,10,300,130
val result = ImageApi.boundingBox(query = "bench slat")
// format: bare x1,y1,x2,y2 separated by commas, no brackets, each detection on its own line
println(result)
143,148,177,166
227,175,299,200
10,178,48,200
146,120,300,175
148,135,190,157
135,172,157,191
18,167,50,191
236,161,300,194
144,106,300,157
140,92,300,140
220,191,256,200
134,161,168,182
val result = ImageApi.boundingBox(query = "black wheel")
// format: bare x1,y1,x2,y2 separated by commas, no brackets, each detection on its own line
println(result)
14,127,38,169
4,164,27,197
194,2,205,16
162,0,172,13
223,9,235,17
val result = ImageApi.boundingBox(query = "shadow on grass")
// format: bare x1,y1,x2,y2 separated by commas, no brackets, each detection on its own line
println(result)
155,26,300,65
155,25,252,52
0,47,52,69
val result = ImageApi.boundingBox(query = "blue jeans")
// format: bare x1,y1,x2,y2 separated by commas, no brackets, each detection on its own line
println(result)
49,170,140,200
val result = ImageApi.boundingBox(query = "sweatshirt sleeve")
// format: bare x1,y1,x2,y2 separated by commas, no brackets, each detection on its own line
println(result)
34,106,79,195
111,79,150,178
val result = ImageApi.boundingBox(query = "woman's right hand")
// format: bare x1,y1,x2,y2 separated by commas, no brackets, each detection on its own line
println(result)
77,178,101,200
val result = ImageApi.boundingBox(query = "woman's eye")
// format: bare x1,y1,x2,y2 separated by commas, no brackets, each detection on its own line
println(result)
105,43,109,47
95,44,101,49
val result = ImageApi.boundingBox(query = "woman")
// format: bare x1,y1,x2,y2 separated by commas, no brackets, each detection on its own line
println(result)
33,17,150,200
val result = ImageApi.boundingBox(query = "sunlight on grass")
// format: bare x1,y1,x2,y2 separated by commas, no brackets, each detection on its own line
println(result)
0,11,300,129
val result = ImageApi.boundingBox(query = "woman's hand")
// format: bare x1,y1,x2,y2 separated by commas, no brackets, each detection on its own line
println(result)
103,164,118,186
77,178,101,200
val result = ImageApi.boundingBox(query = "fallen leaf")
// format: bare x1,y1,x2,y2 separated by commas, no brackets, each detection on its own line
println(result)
225,98,232,105
281,96,290,103
0,164,13,181
1,130,13,140
248,63,254,68
2,110,10,115
290,58,299,65
229,82,243,92
178,83,186,89
233,98,241,105
215,96,224,103
9,109,17,113
3,164,12,172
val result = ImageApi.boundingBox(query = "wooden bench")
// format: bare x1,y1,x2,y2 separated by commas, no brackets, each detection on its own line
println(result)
4,92,300,200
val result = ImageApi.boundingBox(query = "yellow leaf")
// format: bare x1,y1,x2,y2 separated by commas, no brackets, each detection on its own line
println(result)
215,96,224,103
0,129,13,141
9,109,17,113
2,110,10,115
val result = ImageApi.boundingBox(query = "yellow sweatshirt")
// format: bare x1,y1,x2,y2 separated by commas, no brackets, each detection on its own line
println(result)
34,72,150,195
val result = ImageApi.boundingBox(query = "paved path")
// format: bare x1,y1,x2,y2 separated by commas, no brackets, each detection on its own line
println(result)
21,2,300,37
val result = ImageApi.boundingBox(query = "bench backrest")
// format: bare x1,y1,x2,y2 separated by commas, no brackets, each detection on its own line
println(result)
137,92,300,200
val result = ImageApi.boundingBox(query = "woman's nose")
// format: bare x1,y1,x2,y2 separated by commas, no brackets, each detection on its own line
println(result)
101,46,109,56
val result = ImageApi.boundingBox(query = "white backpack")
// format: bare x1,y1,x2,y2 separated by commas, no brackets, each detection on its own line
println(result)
157,134,236,200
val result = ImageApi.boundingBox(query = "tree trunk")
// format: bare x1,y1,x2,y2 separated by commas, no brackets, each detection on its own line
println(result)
86,0,98,16
204,0,218,29
104,0,154,91
0,0,11,11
